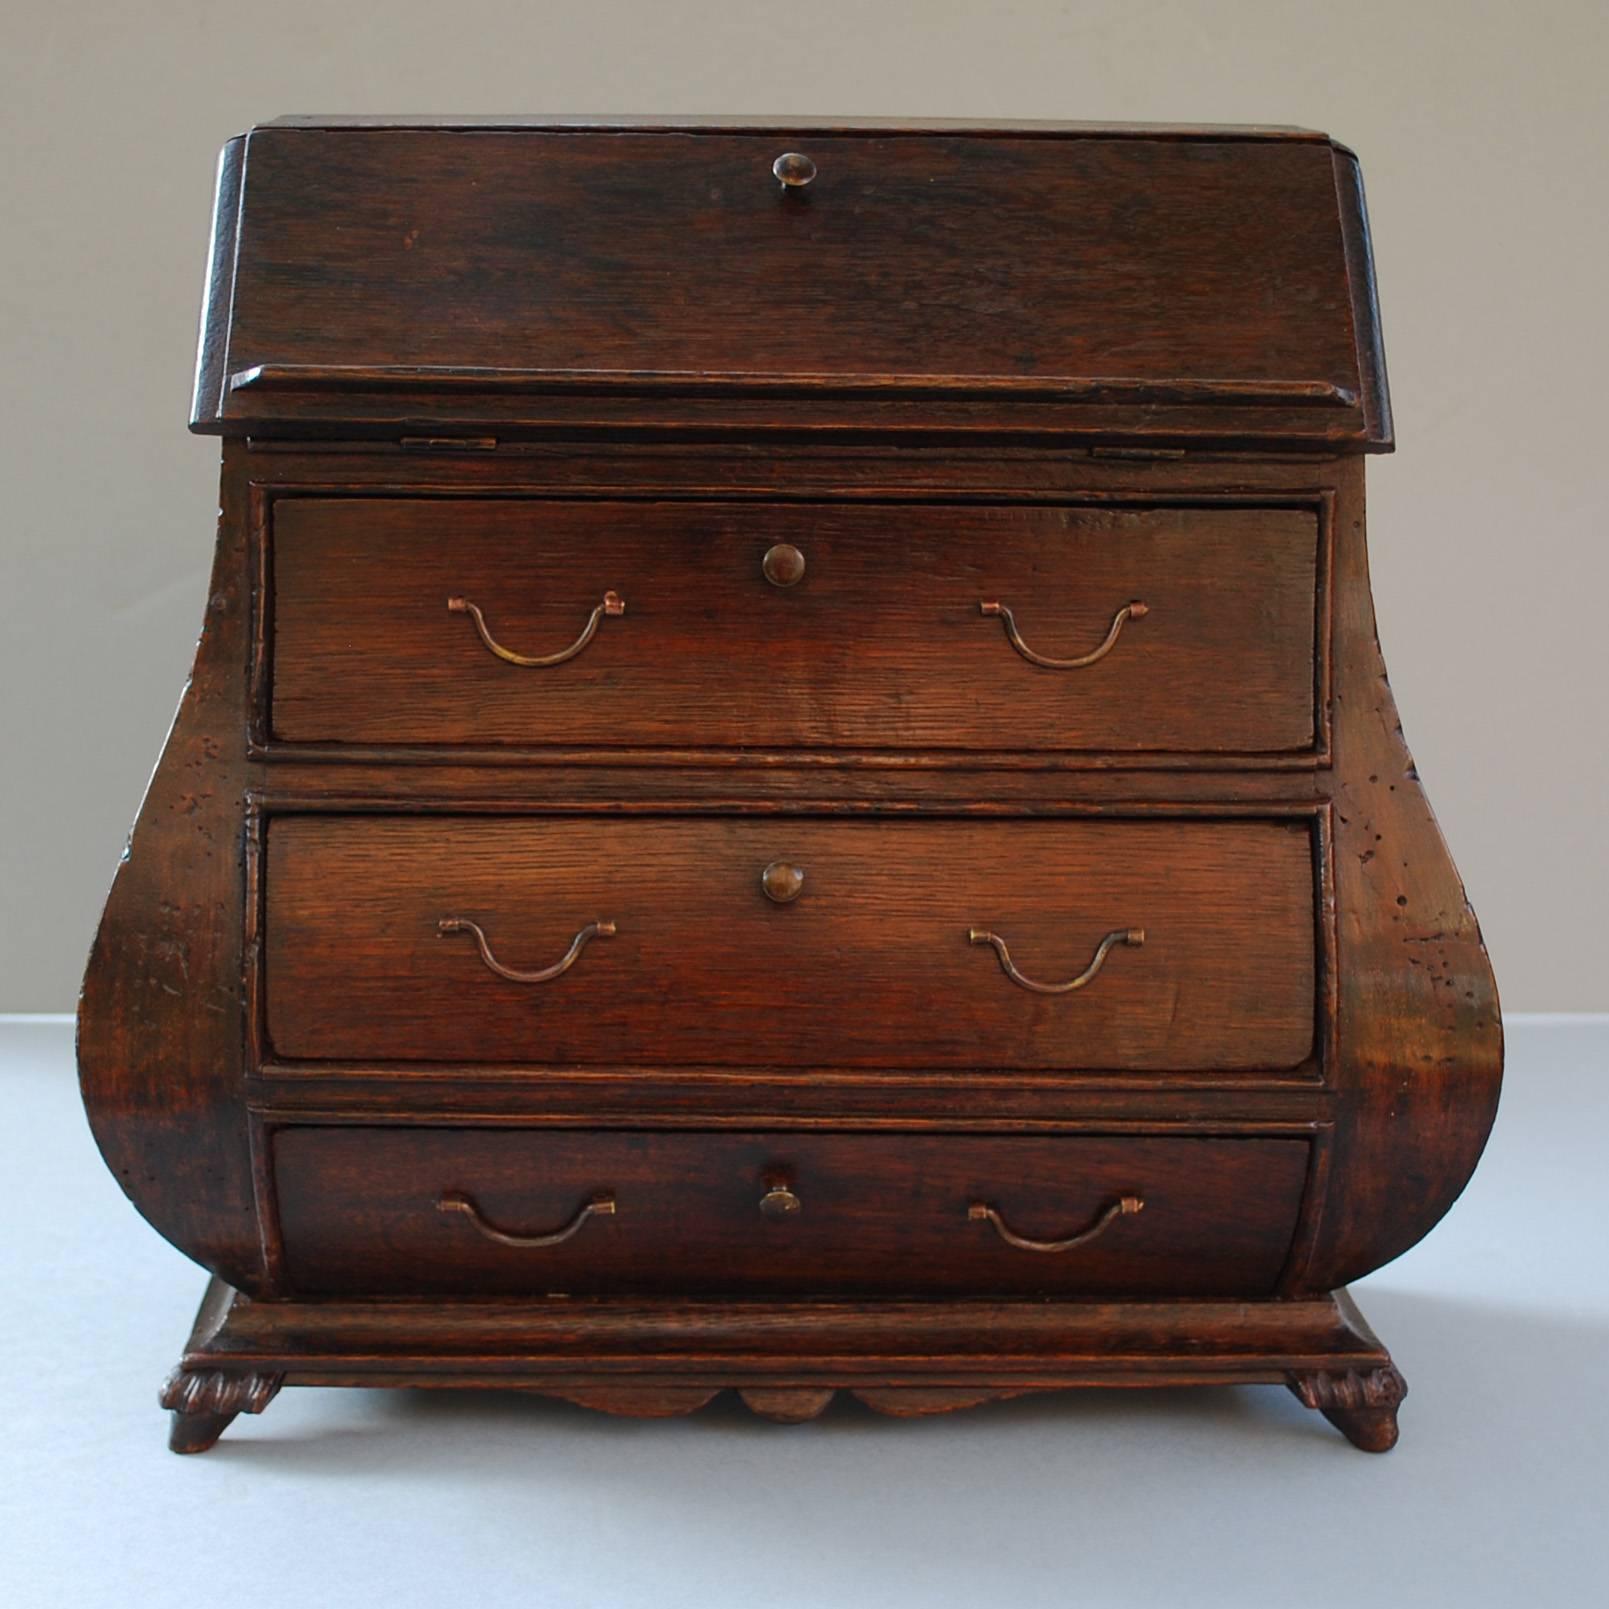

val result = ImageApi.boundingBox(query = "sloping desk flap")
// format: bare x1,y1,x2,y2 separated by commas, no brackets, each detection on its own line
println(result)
194,120,1390,446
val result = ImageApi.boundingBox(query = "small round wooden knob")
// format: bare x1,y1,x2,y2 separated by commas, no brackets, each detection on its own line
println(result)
759,1176,802,1218
762,543,806,587
761,861,805,903
773,152,817,189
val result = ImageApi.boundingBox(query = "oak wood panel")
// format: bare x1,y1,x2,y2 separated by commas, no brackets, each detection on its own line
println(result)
273,1128,1310,1298
77,456,264,1293
1306,456,1502,1287
179,1273,1390,1374
263,816,1317,1071
205,130,1370,440
269,498,1319,754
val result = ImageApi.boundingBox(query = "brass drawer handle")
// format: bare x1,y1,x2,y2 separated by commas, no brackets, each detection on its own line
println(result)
448,590,624,666
968,926,1144,994
979,598,1148,669
438,1190,616,1248
438,915,615,983
969,1195,1144,1253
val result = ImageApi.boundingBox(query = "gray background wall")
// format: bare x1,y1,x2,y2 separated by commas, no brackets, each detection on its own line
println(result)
3,0,1603,1012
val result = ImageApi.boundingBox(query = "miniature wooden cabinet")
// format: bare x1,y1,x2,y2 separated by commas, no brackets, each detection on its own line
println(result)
78,117,1501,1454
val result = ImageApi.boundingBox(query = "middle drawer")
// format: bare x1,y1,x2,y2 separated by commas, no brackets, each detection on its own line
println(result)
263,817,1317,1072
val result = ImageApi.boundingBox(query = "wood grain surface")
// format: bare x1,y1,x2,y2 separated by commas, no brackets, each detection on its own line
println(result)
269,498,1319,755
213,131,1362,405
263,816,1317,1071
82,125,1491,1451
273,1127,1310,1297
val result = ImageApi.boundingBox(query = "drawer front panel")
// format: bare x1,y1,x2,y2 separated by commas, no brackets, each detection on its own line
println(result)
263,817,1317,1072
274,1127,1311,1298
269,499,1319,755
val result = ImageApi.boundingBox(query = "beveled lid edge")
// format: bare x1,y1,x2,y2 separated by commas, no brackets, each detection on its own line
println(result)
256,114,1332,142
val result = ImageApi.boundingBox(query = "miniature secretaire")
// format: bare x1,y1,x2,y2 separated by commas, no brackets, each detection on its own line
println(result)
80,118,1500,1453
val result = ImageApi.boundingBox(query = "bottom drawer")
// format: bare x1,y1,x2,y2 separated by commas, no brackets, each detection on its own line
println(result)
274,1128,1310,1299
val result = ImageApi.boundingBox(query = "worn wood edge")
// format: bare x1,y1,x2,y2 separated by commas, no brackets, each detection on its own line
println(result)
247,744,1332,771
76,453,265,1294
199,385,1383,440
246,1091,1333,1125
202,401,1377,447
237,438,1363,489
196,411,1389,449
229,365,1359,406
191,136,246,428
257,116,1332,140
1330,148,1394,450
1302,459,1502,1288
181,1278,1390,1375
162,1276,1404,1452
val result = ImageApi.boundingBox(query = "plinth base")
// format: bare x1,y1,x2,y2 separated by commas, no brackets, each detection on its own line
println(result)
161,1275,1405,1454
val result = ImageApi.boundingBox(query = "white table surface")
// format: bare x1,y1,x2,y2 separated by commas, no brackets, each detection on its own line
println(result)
4,1015,1605,1609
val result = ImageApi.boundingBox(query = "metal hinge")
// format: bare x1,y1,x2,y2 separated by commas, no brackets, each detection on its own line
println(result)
399,436,498,452
1090,446,1188,460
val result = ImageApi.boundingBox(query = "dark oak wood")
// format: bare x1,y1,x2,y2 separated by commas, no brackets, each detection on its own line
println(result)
1288,1365,1407,1452
273,1128,1310,1297
269,498,1320,755
262,116,1331,135
194,126,1386,445
78,120,1498,1454
263,816,1317,1071
158,1272,1406,1443
161,1369,283,1454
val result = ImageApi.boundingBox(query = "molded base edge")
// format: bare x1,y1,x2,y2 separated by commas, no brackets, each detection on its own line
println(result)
161,1275,1403,1452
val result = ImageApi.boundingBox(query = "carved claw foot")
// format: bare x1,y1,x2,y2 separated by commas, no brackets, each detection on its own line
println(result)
160,1368,284,1454
1288,1364,1407,1452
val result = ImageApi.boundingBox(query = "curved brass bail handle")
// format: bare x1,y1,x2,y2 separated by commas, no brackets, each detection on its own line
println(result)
968,926,1145,994
968,1195,1145,1254
438,916,616,984
979,598,1148,669
437,1190,617,1248
448,590,624,667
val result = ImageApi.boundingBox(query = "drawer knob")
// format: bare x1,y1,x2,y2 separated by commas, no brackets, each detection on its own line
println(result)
968,925,1144,995
759,1174,802,1218
762,542,807,587
979,598,1148,670
448,589,624,667
772,152,817,189
969,1195,1144,1254
439,915,615,984
761,861,805,903
438,1189,617,1248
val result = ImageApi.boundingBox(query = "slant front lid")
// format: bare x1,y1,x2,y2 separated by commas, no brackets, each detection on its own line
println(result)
193,120,1390,445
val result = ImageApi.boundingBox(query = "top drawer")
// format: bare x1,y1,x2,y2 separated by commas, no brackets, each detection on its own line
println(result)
267,498,1320,757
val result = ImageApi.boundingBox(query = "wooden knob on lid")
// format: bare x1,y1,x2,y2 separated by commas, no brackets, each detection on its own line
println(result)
759,1174,802,1218
773,152,817,188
